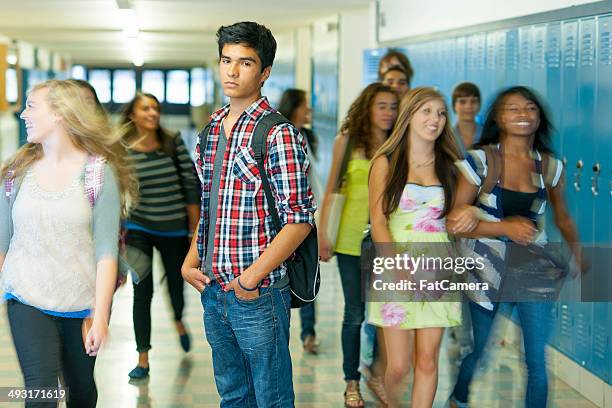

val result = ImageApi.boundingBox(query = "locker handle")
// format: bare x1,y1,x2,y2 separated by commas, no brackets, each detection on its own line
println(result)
591,162,600,196
574,160,583,192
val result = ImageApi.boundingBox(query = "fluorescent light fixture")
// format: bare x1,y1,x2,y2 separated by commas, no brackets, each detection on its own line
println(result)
120,9,139,38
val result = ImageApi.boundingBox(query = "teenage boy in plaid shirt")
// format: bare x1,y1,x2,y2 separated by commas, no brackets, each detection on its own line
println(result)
181,22,315,407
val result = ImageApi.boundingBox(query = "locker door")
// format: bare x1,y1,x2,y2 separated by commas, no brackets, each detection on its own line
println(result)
532,24,547,96
591,303,610,382
474,33,486,90
494,30,507,92
557,19,580,358
433,41,443,89
466,34,485,84
505,28,519,87
518,25,534,87
545,22,563,244
483,30,497,102
573,16,598,370
443,38,455,98
546,22,563,154
362,48,382,85
594,16,612,300
592,15,612,383
411,43,422,86
456,36,467,83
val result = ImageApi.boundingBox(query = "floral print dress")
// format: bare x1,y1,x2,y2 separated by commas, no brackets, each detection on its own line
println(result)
367,184,462,329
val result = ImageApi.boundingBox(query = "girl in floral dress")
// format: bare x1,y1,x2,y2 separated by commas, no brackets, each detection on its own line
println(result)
368,87,478,407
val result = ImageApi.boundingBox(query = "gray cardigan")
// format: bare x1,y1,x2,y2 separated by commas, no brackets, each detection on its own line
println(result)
0,164,121,263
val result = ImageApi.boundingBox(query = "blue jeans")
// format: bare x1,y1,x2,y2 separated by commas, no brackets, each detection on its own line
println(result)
201,281,294,407
337,253,365,381
452,301,552,408
299,302,316,341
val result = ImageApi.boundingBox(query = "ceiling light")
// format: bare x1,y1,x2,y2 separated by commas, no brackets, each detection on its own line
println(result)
120,9,138,38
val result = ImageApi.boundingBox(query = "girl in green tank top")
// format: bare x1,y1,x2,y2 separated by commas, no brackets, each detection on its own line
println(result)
317,83,398,407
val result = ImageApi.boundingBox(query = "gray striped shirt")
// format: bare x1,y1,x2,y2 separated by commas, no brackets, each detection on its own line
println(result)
128,135,200,232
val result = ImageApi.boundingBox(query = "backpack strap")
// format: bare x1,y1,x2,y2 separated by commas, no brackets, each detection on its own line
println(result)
198,123,213,167
540,152,554,190
4,168,15,201
251,112,291,233
481,144,502,195
84,155,107,207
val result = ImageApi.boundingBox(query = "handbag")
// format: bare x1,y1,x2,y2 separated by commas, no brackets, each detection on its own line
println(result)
502,243,570,301
326,136,354,247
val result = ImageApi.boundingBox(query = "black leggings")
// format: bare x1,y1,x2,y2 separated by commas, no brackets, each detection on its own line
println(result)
7,300,97,408
127,230,189,352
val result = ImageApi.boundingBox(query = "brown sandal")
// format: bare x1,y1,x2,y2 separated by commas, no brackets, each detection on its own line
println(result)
344,380,365,408
366,374,388,405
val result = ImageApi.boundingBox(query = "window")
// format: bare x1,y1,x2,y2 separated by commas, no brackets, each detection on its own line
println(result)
112,69,136,103
5,68,18,103
71,65,87,80
88,69,111,103
141,70,165,102
190,67,206,106
166,70,189,104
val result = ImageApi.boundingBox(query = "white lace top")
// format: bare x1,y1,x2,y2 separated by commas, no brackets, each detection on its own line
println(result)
1,170,97,312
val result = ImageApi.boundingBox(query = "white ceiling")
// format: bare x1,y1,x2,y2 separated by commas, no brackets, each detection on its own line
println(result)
0,0,373,67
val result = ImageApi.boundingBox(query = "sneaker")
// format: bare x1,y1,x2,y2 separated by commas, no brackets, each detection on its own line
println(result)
128,365,150,379
448,395,469,408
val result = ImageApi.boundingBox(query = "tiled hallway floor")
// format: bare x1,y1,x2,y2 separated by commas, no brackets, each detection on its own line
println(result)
0,259,598,407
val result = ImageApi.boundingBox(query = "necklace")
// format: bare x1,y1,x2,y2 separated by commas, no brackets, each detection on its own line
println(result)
411,158,435,168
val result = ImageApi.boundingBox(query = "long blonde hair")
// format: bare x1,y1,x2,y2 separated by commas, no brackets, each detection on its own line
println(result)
372,87,461,218
1,79,138,216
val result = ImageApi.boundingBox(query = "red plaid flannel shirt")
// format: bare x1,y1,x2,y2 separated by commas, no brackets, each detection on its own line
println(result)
195,97,316,289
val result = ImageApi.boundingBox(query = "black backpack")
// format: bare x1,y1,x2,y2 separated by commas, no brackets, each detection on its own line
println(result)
199,112,320,308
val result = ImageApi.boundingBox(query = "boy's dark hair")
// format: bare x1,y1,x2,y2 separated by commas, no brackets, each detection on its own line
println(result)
382,65,408,81
452,82,481,107
216,22,277,71
378,49,414,84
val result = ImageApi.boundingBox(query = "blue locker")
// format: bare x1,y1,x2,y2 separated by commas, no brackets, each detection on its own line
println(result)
546,22,563,154
593,15,612,384
442,38,455,98
432,40,443,90
545,22,563,244
594,15,612,295
532,24,547,96
410,44,425,87
427,41,436,86
556,19,580,358
573,16,598,370
591,302,610,382
362,48,382,86
483,31,498,103
494,30,507,92
455,36,467,84
466,34,477,82
518,26,534,87
505,29,519,87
